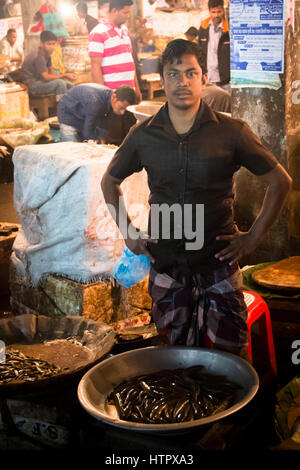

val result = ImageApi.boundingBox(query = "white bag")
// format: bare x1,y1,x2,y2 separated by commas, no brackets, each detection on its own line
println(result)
12,142,149,286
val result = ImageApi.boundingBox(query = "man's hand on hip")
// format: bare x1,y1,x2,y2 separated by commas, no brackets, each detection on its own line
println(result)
125,231,158,263
214,230,258,266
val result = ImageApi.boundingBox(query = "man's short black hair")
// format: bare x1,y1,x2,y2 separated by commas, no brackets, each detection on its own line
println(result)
7,28,16,36
40,30,57,43
159,39,207,76
114,85,136,105
109,0,133,12
208,0,224,9
76,2,88,14
184,27,198,38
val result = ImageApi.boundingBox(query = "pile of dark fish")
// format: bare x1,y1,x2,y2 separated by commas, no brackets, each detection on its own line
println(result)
0,349,64,384
107,366,241,424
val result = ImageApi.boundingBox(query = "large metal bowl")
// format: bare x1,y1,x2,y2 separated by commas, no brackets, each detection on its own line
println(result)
77,346,259,434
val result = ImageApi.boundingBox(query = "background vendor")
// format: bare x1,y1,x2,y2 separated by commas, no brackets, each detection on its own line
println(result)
0,28,23,70
57,83,137,144
20,30,76,98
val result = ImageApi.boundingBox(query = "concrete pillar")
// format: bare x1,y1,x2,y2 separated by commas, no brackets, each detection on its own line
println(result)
231,0,300,265
285,1,300,256
20,0,43,55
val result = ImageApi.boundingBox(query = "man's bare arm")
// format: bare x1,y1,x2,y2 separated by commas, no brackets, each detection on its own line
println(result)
215,163,292,264
91,56,104,84
41,70,76,81
101,171,157,261
101,171,129,236
245,163,292,244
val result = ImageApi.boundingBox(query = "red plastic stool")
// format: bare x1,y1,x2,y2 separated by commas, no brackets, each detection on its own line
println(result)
243,290,278,387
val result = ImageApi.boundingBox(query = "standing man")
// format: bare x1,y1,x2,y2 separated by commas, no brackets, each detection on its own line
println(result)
101,39,292,359
76,2,98,34
57,83,136,144
0,29,23,70
21,31,76,97
198,0,230,91
88,0,142,102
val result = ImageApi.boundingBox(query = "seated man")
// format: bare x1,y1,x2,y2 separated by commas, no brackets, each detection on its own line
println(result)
0,28,24,70
57,83,137,144
20,30,76,98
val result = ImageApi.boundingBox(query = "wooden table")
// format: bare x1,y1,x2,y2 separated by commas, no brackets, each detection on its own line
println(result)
141,73,164,100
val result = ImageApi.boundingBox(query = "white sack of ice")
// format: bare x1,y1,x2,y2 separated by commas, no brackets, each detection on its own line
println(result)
12,142,150,286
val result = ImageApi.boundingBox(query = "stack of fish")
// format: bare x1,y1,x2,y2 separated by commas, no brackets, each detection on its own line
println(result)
0,349,65,384
107,365,241,424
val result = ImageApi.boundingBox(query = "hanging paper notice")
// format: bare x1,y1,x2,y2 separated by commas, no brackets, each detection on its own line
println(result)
230,0,285,73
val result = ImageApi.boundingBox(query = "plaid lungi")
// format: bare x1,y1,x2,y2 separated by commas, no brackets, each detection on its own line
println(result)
149,263,249,355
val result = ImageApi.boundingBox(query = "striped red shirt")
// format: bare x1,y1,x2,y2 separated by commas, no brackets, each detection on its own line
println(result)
89,20,135,89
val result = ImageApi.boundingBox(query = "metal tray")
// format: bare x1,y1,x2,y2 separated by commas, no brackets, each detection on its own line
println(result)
0,313,115,397
251,256,300,292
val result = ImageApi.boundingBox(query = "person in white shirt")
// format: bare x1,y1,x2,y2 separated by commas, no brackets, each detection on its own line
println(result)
198,0,230,92
0,29,24,70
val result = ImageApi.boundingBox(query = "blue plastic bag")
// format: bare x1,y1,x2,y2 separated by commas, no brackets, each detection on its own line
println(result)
112,247,150,289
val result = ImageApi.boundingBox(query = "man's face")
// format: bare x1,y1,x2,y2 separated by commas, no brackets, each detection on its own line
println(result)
209,6,224,26
111,95,130,115
7,32,17,46
41,40,57,55
112,6,132,26
161,54,207,110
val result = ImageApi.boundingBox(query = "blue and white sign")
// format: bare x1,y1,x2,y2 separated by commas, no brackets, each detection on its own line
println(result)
230,0,285,73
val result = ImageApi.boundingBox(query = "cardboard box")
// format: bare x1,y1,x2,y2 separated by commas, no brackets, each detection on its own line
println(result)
10,269,152,324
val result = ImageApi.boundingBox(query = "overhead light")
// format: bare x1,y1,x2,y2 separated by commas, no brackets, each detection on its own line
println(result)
59,1,75,18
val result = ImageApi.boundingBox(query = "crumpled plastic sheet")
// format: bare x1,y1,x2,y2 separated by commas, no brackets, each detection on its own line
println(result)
0,118,49,148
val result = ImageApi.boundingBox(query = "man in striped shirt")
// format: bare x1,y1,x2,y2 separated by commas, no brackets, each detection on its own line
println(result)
88,0,142,102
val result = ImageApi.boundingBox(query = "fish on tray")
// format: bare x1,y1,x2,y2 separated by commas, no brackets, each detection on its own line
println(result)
0,349,66,384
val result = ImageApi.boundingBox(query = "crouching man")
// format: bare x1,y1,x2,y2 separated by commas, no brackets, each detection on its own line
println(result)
57,83,137,144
